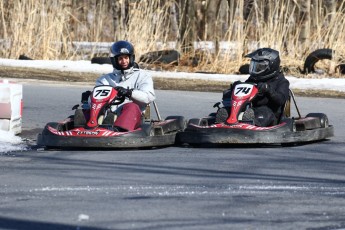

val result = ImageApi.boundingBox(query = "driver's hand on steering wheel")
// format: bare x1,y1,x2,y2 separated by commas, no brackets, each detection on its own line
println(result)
257,82,270,95
114,86,133,98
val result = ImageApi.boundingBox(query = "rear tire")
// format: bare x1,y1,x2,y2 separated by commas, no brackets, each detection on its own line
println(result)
165,116,187,130
306,113,329,128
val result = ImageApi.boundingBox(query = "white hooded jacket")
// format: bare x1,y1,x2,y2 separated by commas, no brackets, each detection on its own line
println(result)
95,67,155,112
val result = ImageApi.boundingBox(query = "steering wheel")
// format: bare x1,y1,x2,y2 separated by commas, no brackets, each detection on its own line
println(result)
111,94,126,105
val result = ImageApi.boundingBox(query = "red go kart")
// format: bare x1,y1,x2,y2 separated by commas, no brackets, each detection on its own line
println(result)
37,85,186,149
178,82,334,146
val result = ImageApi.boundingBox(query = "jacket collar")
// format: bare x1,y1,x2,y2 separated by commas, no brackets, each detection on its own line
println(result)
113,67,134,81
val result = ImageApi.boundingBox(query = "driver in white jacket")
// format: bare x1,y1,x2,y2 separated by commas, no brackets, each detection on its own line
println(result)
95,40,155,131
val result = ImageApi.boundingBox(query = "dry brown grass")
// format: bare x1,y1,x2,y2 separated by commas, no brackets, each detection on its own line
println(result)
0,0,344,76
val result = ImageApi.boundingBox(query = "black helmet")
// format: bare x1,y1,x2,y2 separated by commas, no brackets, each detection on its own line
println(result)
245,48,280,81
109,40,135,70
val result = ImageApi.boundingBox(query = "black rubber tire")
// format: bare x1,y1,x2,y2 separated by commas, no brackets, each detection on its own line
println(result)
91,57,111,65
336,64,345,74
19,54,33,60
306,113,329,128
139,50,180,65
165,116,187,130
303,49,333,74
238,64,249,74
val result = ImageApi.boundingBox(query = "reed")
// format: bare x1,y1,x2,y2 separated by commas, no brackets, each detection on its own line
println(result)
0,0,344,76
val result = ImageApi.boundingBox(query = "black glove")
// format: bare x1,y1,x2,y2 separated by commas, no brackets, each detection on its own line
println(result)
81,90,91,103
114,86,133,98
257,82,270,95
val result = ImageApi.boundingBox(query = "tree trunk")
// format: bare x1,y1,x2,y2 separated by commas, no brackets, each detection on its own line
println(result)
205,0,222,54
169,1,179,41
324,0,336,23
179,0,196,54
299,0,311,46
111,0,129,40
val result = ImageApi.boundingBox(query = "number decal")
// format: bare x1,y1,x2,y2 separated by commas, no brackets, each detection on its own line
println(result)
94,89,110,97
92,85,113,99
234,84,254,97
235,87,251,95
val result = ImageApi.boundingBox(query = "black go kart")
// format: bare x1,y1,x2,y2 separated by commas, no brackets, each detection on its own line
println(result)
178,82,334,146
37,85,186,149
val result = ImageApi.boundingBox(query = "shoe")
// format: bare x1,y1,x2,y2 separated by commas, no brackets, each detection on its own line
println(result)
242,108,255,121
215,107,229,123
74,109,86,127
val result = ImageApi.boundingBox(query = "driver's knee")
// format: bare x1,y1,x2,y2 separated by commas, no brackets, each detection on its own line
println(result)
114,103,142,131
253,106,276,127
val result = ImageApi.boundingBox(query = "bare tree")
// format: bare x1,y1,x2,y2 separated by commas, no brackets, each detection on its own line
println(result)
299,0,311,47
111,0,129,40
169,1,179,41
178,0,197,53
324,0,337,23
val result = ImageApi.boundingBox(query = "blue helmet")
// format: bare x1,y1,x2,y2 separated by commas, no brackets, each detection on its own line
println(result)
245,48,280,81
109,40,135,70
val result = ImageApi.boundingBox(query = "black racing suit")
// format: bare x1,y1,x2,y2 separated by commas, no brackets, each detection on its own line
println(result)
245,72,290,127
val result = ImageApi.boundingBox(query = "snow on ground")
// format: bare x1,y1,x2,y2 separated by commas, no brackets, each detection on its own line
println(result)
0,58,345,153
1,58,345,92
0,130,27,153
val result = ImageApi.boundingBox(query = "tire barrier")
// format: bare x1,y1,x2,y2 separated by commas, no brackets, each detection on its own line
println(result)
303,48,333,74
336,64,345,74
238,64,249,74
91,56,111,65
18,54,33,60
139,50,180,65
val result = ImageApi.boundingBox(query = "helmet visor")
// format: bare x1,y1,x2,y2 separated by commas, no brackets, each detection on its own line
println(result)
249,60,270,75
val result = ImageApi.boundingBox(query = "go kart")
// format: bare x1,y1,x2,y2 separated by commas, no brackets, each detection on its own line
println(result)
37,85,186,149
178,82,334,146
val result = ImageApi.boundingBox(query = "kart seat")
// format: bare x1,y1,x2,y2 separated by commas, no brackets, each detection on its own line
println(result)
278,89,292,122
142,101,162,122
143,103,151,122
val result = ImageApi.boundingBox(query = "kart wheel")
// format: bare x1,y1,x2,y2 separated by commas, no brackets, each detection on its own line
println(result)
43,122,60,133
165,116,187,130
187,118,202,126
306,113,329,128
208,112,217,117
141,124,154,136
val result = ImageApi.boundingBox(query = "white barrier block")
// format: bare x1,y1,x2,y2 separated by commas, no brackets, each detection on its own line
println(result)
0,79,23,134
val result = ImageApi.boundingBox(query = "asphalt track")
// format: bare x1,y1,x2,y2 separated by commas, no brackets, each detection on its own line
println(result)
1,82,345,230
